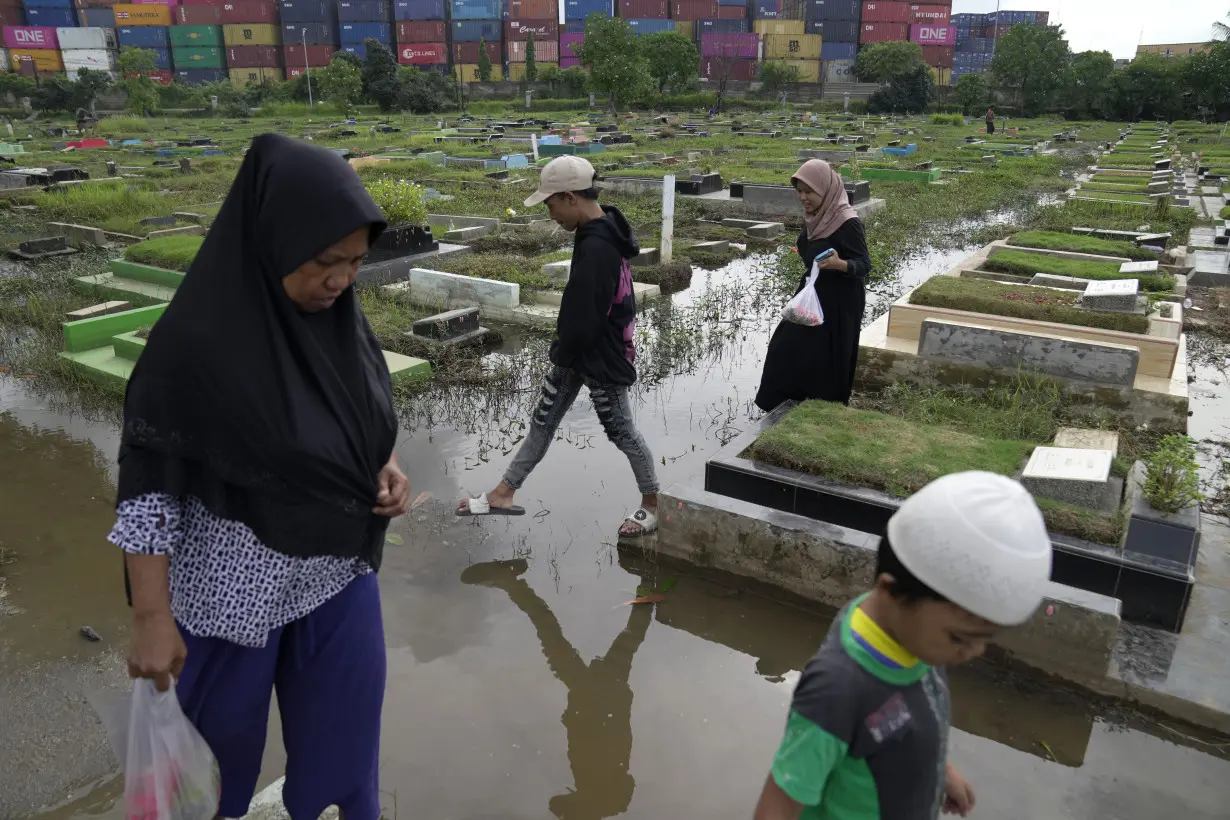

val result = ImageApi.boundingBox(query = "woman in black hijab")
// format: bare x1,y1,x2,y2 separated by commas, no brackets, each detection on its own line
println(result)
108,134,410,820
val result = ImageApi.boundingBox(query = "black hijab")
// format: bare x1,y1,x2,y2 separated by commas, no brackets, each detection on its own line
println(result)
117,133,398,569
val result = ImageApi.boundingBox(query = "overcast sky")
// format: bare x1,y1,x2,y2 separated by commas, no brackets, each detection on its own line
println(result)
953,0,1228,58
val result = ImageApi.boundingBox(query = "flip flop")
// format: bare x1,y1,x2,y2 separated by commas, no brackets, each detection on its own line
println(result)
456,493,526,517
620,507,658,536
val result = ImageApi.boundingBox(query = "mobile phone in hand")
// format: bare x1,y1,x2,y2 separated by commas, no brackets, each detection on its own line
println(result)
816,248,837,262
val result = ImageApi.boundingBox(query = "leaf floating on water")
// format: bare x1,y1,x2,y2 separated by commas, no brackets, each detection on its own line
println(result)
385,533,404,545
409,491,433,510
657,576,678,592
616,593,666,607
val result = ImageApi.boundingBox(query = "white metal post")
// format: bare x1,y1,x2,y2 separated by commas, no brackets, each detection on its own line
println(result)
660,174,675,264
302,29,313,111
531,133,539,162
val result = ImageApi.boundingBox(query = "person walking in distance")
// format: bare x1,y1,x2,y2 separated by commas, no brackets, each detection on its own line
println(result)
457,156,660,537
985,107,995,135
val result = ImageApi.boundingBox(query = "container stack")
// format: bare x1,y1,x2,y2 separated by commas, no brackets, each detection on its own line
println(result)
810,0,858,85
171,18,226,84
116,3,173,82
59,24,117,78
23,0,76,30
908,3,952,85
223,2,283,86
339,0,391,60
759,21,819,81
504,8,555,78
858,1,906,46
952,9,1046,84
395,0,447,76
564,0,607,34
281,0,338,79
450,0,498,76
79,0,118,30
5,24,61,75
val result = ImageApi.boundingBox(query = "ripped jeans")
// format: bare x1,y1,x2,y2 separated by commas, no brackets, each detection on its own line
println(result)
504,365,660,496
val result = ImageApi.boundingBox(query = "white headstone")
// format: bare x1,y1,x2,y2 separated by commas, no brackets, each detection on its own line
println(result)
589,92,596,107
660,174,675,264
1120,260,1159,274
530,133,539,162
525,91,532,109
1022,447,1113,482
1084,278,1139,297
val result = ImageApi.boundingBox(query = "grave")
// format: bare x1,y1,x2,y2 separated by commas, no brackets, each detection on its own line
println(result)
443,226,487,242
1029,273,1087,290
1054,427,1120,455
1120,260,1159,275
1020,446,1120,513
631,247,661,266
11,235,74,260
542,260,571,283
689,240,729,253
1080,279,1140,313
47,222,107,248
66,301,132,320
747,223,785,239
410,306,490,348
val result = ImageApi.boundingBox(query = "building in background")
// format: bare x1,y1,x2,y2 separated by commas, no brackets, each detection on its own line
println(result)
1136,41,1211,58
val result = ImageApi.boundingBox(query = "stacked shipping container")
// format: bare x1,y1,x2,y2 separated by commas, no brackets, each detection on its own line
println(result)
395,0,444,73
504,0,555,76
59,24,117,78
116,3,172,80
951,9,1047,84
280,0,336,78
222,2,283,86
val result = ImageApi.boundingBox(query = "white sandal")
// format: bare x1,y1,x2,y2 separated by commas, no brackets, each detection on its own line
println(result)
456,493,526,517
621,507,658,536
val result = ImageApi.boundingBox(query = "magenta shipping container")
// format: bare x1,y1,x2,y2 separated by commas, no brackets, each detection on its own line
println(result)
700,32,758,58
559,31,583,58
910,22,954,46
3,26,58,49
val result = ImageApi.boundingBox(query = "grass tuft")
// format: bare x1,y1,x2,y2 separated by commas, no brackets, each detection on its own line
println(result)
1006,230,1158,260
124,235,204,272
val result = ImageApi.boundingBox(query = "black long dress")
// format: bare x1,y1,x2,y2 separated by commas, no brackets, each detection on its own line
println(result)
755,217,870,412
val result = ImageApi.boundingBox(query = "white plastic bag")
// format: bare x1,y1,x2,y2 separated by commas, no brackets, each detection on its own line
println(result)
781,259,825,326
116,679,220,820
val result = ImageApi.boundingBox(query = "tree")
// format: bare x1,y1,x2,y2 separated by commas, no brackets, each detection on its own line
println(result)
868,63,933,113
758,61,800,99
1062,50,1114,118
575,14,653,111
117,46,160,115
477,37,493,82
395,65,448,113
1215,9,1229,40
951,72,988,115
317,56,363,111
360,38,400,111
1182,42,1230,120
557,66,589,98
642,30,699,93
1108,53,1184,121
990,24,1071,115
854,41,925,83
72,68,111,114
524,32,537,83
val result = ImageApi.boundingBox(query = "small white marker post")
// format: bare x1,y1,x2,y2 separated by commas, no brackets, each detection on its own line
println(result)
661,174,675,264
525,91,532,109
531,133,539,163
589,92,596,108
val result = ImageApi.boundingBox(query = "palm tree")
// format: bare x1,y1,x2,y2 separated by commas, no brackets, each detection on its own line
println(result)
1215,9,1230,40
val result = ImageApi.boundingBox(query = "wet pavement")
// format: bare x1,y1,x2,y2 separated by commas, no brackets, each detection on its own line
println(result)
4,247,1230,818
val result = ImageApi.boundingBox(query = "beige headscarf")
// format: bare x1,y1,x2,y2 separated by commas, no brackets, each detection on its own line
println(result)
791,159,859,241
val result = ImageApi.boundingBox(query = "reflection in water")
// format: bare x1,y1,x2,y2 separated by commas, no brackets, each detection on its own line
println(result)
461,559,651,820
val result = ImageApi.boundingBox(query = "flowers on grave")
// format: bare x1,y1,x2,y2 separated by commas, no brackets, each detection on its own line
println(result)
365,177,428,227
506,208,517,218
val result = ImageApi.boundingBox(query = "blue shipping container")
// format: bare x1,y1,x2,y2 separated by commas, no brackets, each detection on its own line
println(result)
81,8,115,27
716,0,745,5
394,0,447,20
23,0,74,8
450,19,501,40
627,19,673,34
564,19,586,32
819,40,856,60
175,68,228,84
808,20,857,41
148,47,171,70
340,21,392,40
338,0,390,21
282,21,337,43
752,0,779,20
278,1,335,22
807,0,859,21
23,6,77,26
118,26,170,49
450,0,502,19
341,43,367,58
696,18,749,35
564,0,609,21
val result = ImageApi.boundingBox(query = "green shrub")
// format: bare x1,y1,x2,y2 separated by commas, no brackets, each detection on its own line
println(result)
124,234,204,272
98,116,151,136
1221,205,1230,220
365,177,428,226
930,113,964,126
983,248,1174,291
1006,230,1159,260
1143,434,1202,514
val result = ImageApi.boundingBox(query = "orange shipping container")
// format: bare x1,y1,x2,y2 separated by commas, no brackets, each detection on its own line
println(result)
9,47,63,72
113,3,172,25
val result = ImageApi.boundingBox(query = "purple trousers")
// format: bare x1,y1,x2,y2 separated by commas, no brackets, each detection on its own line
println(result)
176,573,386,819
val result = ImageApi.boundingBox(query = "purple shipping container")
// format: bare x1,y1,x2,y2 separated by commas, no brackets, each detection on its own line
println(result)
560,55,580,67
3,26,58,49
910,22,954,46
559,30,582,57
700,32,756,57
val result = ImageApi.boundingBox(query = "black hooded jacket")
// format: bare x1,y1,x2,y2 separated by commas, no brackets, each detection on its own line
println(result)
549,205,640,386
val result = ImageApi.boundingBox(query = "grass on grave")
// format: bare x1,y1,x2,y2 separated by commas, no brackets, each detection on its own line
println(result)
1083,180,1153,193
909,276,1151,334
124,234,204,272
1005,230,1158,261
983,248,1174,292
1025,198,1197,244
25,183,170,232
1075,190,1156,203
430,252,558,291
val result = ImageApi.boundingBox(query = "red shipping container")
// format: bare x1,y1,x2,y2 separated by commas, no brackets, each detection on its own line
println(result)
505,0,556,18
716,3,744,17
226,44,281,66
504,18,557,39
284,43,336,65
672,0,718,19
181,0,225,4
861,1,908,23
397,42,446,64
921,44,952,67
859,21,907,42
701,57,755,81
397,20,446,41
220,0,277,23
174,3,222,22
1035,10,1048,24
130,69,173,84
451,39,500,62
0,6,24,25
618,0,668,17
507,38,559,61
908,4,948,23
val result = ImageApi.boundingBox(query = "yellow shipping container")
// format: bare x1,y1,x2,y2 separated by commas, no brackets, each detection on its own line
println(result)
508,61,557,81
222,24,281,46
113,3,172,26
782,59,820,83
456,63,504,82
9,48,63,72
763,33,821,60
930,66,951,86
673,20,694,38
754,19,805,36
229,66,284,87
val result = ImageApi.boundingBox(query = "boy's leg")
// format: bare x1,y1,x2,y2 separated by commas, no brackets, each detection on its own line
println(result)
587,382,660,535
459,365,583,512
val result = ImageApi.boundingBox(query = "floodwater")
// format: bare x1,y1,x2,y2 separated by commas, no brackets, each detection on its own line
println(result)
3,247,1230,819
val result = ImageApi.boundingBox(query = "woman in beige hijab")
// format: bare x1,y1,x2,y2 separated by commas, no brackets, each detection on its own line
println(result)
755,159,871,411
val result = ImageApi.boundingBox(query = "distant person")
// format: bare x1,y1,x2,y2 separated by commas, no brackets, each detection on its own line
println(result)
985,107,995,134
752,472,1054,820
755,159,871,412
113,134,410,820
456,155,660,537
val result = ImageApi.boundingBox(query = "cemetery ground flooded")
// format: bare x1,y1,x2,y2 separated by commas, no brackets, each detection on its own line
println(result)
3,244,1230,820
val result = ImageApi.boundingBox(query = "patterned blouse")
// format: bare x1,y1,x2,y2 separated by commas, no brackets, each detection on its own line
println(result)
109,492,370,648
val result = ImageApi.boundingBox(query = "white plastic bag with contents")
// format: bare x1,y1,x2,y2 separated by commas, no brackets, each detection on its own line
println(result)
781,257,826,326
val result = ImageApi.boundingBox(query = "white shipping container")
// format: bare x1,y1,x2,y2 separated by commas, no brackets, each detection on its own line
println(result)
824,58,856,83
56,27,118,51
0,48,9,73
62,48,120,73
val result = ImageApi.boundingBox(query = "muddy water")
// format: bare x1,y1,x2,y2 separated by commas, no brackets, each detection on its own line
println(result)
4,244,1230,818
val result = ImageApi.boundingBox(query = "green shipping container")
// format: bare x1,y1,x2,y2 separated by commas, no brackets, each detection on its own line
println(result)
172,46,226,69
169,25,223,48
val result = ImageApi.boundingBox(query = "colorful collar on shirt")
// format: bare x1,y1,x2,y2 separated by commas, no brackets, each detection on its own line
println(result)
840,594,929,685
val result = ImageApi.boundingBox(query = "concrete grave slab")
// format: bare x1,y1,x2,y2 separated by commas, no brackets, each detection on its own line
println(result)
689,240,729,252
1081,278,1140,312
1120,260,1159,274
542,260,571,282
47,222,107,248
1021,446,1119,512
412,306,480,340
443,226,487,242
632,248,661,266
66,301,132,321
146,225,205,240
1054,427,1120,455
747,223,785,239
405,267,519,309
1029,273,1088,290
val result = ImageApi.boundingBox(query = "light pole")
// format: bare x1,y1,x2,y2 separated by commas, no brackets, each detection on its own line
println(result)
302,28,313,111
991,0,1001,56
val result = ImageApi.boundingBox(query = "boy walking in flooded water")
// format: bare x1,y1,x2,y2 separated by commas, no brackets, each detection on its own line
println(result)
753,471,1054,820
456,155,660,537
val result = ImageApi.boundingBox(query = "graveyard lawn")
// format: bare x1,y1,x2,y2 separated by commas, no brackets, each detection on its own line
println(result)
1006,230,1159,260
1075,190,1157,204
1082,181,1154,193
983,249,1175,292
909,277,1151,334
124,235,204,272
